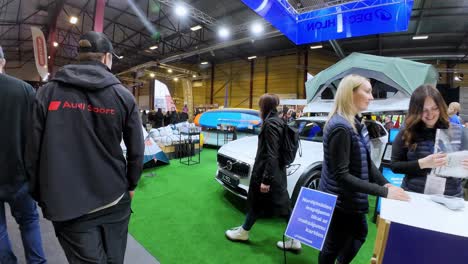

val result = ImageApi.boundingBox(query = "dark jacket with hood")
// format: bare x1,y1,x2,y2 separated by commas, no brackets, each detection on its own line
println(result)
0,73,35,186
25,61,144,221
247,110,290,217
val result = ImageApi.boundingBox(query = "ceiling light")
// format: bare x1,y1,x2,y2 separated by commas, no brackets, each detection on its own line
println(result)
53,41,59,47
175,5,188,17
218,27,230,38
69,16,78,24
454,73,464,81
174,77,179,81
149,45,158,50
200,61,208,65
167,69,173,73
190,25,202,31
248,56,257,60
412,35,428,40
310,44,323,49
251,23,264,34
192,74,197,78
150,73,155,78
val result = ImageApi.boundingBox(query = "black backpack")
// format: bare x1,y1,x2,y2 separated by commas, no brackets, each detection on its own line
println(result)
281,122,301,166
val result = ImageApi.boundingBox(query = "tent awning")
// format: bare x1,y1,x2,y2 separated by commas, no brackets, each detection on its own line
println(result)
306,52,439,103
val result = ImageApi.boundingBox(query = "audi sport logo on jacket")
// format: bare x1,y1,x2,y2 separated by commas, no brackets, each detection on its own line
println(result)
48,101,116,115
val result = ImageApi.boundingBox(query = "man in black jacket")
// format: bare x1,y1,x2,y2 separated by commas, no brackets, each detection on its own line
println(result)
25,32,144,263
0,46,47,263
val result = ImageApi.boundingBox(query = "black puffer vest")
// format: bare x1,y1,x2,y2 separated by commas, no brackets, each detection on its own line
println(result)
403,127,463,197
319,114,371,214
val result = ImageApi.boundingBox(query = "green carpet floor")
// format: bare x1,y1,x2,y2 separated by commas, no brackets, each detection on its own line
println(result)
129,148,378,264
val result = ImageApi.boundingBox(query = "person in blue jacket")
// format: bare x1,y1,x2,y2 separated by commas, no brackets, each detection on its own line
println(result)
448,102,462,125
319,74,409,264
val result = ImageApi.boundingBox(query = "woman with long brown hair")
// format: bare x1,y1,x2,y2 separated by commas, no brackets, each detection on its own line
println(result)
225,93,301,251
391,84,466,196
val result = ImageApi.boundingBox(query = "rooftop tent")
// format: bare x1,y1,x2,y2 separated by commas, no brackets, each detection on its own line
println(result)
121,127,170,170
305,52,439,103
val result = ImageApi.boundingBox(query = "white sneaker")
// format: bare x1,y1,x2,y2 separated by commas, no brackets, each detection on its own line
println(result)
277,239,302,251
225,226,249,241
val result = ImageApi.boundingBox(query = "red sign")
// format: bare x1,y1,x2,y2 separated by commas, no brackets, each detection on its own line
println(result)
35,36,45,67
48,100,116,115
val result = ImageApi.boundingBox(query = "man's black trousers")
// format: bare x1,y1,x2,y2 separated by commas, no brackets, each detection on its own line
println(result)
53,192,131,264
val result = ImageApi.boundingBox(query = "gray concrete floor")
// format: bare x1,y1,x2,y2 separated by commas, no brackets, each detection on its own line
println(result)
5,205,159,264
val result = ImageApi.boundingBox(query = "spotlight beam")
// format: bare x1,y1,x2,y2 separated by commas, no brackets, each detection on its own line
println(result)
127,0,158,36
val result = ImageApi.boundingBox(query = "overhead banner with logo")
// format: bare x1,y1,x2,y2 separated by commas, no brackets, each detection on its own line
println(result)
241,0,413,45
153,79,176,112
31,26,48,80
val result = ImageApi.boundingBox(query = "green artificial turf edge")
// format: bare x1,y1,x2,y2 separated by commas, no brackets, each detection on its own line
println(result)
129,148,378,264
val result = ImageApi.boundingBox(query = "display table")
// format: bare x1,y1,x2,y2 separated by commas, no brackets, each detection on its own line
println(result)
178,131,200,166
216,125,237,146
372,192,468,264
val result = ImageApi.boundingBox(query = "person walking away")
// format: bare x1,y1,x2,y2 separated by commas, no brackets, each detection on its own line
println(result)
384,115,394,131
141,110,148,127
169,107,179,124
25,32,144,264
0,46,47,264
155,108,164,128
318,74,410,264
225,93,302,251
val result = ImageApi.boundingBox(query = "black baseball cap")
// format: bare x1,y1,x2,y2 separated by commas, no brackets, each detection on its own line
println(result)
78,31,121,59
0,46,4,59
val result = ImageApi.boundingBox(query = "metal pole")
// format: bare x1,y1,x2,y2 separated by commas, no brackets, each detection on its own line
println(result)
303,49,308,98
249,59,254,108
93,0,105,32
264,57,268,93
210,62,215,104
47,0,65,76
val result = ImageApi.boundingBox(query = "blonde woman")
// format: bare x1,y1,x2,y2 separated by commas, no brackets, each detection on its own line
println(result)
318,74,409,264
448,102,462,125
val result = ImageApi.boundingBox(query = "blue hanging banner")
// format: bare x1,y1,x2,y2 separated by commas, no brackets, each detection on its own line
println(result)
241,0,414,45
285,187,337,251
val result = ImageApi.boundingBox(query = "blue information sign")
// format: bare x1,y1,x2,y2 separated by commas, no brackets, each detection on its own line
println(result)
285,187,337,251
376,166,405,213
241,0,413,45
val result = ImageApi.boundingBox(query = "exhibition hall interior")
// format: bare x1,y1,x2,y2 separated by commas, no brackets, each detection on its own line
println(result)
1,0,468,263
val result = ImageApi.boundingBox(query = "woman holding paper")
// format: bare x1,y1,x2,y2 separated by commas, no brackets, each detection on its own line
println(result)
391,85,467,196
318,74,409,264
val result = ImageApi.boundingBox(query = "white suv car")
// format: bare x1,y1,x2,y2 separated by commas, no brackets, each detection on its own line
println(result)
215,116,389,203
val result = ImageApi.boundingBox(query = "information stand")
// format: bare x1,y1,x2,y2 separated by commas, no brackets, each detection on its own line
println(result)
372,192,468,264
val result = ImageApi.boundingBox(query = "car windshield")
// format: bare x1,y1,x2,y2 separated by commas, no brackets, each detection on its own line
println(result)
288,120,325,142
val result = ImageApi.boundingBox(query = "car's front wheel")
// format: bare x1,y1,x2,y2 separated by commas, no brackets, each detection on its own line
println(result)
290,169,321,205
